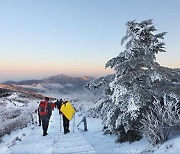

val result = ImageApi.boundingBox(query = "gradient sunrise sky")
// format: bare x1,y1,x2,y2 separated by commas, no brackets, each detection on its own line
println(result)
0,0,180,82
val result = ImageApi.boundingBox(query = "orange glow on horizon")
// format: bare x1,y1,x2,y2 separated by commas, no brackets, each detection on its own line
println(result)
0,59,114,81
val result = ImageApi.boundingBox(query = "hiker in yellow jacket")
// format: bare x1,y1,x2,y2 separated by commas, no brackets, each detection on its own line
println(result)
60,100,75,134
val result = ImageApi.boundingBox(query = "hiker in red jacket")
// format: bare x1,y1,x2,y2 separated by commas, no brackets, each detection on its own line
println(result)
38,97,52,136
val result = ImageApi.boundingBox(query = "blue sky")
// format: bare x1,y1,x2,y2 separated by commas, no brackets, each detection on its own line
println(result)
0,0,180,82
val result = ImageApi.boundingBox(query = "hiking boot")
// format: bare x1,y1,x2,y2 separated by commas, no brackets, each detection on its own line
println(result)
64,131,67,134
43,132,48,136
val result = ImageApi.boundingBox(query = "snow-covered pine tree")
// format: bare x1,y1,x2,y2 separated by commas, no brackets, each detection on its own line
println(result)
86,19,171,142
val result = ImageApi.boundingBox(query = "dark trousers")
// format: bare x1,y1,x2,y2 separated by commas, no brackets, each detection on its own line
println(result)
63,114,69,133
41,115,50,134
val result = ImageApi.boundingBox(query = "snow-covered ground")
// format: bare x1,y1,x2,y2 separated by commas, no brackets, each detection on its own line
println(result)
1,91,180,154
0,108,149,154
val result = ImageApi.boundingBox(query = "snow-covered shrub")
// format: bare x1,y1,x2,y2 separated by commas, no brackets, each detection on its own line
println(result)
141,95,180,145
0,90,40,142
0,88,13,97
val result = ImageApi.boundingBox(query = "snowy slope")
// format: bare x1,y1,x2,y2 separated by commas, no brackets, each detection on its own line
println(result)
0,84,49,142
1,87,180,153
1,102,180,153
0,109,149,154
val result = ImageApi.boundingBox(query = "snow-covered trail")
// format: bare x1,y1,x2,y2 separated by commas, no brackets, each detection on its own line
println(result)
4,109,96,154
0,107,150,154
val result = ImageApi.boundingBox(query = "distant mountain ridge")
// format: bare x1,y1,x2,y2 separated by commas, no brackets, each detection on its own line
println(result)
3,79,42,85
2,74,96,94
2,74,95,85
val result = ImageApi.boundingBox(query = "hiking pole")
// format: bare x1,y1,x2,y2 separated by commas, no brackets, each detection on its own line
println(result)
60,114,62,132
73,113,75,133
36,111,39,126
